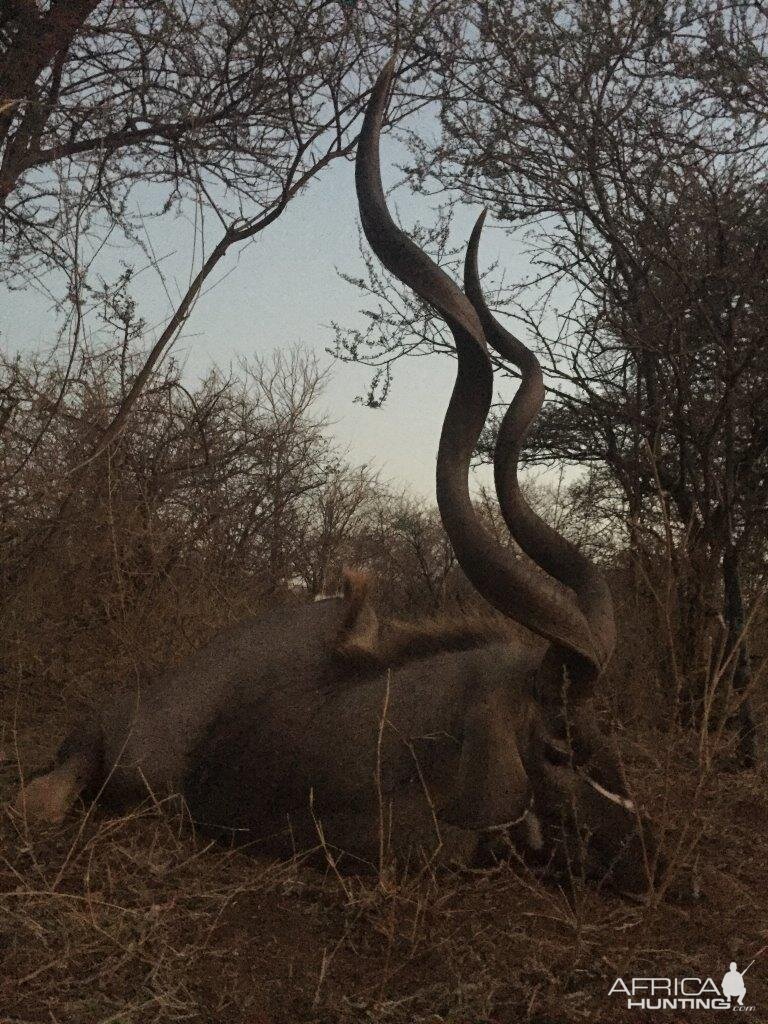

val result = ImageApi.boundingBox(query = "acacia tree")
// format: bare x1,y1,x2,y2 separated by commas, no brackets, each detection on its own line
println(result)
334,0,768,760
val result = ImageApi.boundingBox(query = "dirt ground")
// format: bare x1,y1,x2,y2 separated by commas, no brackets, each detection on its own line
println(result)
2,698,768,1024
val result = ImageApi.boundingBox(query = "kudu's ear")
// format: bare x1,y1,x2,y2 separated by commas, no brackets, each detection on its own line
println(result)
441,695,531,830
334,568,379,664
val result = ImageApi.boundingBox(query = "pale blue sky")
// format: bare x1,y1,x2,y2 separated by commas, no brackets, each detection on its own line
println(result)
1,124,533,500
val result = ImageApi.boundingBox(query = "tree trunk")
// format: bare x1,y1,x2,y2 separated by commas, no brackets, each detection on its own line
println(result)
722,542,758,768
673,537,719,728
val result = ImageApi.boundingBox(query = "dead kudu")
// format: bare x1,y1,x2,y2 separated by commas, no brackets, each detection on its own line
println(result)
16,61,659,895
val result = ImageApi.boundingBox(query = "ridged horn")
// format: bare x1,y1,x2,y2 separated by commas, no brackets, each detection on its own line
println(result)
464,214,616,671
356,60,603,685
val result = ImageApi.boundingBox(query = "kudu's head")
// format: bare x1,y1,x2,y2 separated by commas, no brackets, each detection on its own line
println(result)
356,60,660,894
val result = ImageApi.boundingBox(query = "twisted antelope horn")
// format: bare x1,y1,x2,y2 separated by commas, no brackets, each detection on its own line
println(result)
464,213,616,674
356,59,601,687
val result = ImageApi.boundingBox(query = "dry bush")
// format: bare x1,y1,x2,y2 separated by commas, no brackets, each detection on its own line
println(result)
0,341,368,722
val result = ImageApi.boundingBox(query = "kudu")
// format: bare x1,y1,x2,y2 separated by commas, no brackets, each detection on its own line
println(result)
16,60,658,894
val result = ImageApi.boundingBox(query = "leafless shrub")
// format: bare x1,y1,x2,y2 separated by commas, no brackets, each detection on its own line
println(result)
0,337,364,707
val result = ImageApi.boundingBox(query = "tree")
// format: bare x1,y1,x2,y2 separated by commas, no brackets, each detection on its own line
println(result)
291,461,379,596
0,0,441,281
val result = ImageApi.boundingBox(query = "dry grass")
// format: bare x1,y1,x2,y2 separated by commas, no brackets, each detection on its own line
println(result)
2,711,768,1024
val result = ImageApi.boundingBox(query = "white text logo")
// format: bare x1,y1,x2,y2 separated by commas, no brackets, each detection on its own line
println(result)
609,961,756,1013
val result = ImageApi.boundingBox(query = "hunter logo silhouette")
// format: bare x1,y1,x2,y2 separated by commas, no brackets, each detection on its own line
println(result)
722,961,749,1006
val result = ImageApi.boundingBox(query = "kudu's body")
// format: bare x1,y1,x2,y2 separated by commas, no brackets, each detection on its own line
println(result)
21,587,648,887
18,59,659,894
39,593,537,865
